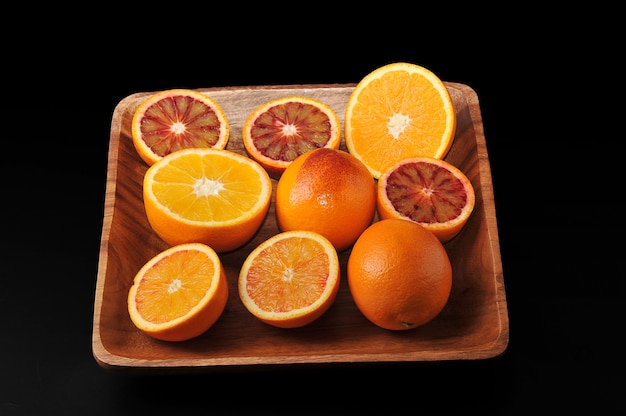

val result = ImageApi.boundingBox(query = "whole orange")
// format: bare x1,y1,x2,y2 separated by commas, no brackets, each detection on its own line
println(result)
347,218,452,330
275,148,376,252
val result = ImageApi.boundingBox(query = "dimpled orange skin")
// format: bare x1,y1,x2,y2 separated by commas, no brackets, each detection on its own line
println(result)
347,218,453,331
275,148,377,252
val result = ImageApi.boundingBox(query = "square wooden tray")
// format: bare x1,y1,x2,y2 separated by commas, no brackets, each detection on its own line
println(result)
92,82,508,372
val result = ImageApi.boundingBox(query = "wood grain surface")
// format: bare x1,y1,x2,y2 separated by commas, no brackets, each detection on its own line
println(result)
92,83,508,372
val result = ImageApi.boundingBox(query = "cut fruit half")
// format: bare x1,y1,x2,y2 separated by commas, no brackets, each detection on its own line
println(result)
127,243,229,342
131,89,230,166
377,156,475,244
345,62,456,179
143,148,272,252
238,230,340,328
242,96,341,177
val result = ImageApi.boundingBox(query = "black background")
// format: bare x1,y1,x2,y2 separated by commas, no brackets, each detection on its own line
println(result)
2,11,621,415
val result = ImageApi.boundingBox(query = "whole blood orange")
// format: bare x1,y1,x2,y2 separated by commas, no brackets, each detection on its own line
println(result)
275,148,377,252
347,218,452,331
377,156,475,244
238,230,340,328
242,96,341,178
131,89,230,166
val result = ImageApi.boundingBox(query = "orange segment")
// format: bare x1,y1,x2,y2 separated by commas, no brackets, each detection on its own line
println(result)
131,89,229,166
377,156,475,244
127,243,229,341
345,62,456,179
238,230,340,328
143,148,272,252
242,96,341,178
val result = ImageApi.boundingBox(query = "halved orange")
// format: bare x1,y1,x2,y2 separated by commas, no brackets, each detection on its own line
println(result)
238,230,340,329
127,243,229,342
242,96,341,177
143,148,272,252
345,62,456,179
377,156,475,244
131,89,230,166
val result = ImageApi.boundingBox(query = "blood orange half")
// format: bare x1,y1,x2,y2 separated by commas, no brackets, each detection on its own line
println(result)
238,230,340,329
131,89,230,166
377,156,475,244
242,96,341,177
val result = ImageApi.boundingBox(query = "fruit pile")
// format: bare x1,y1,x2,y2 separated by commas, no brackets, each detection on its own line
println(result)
126,62,476,341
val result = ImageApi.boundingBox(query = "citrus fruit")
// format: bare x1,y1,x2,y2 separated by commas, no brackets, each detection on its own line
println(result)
143,148,272,252
242,95,341,177
347,218,452,331
275,147,377,252
238,230,340,329
131,89,230,166
377,156,475,244
127,243,229,341
344,62,456,179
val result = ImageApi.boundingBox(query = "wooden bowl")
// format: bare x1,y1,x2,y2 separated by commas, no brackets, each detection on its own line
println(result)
92,83,508,372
